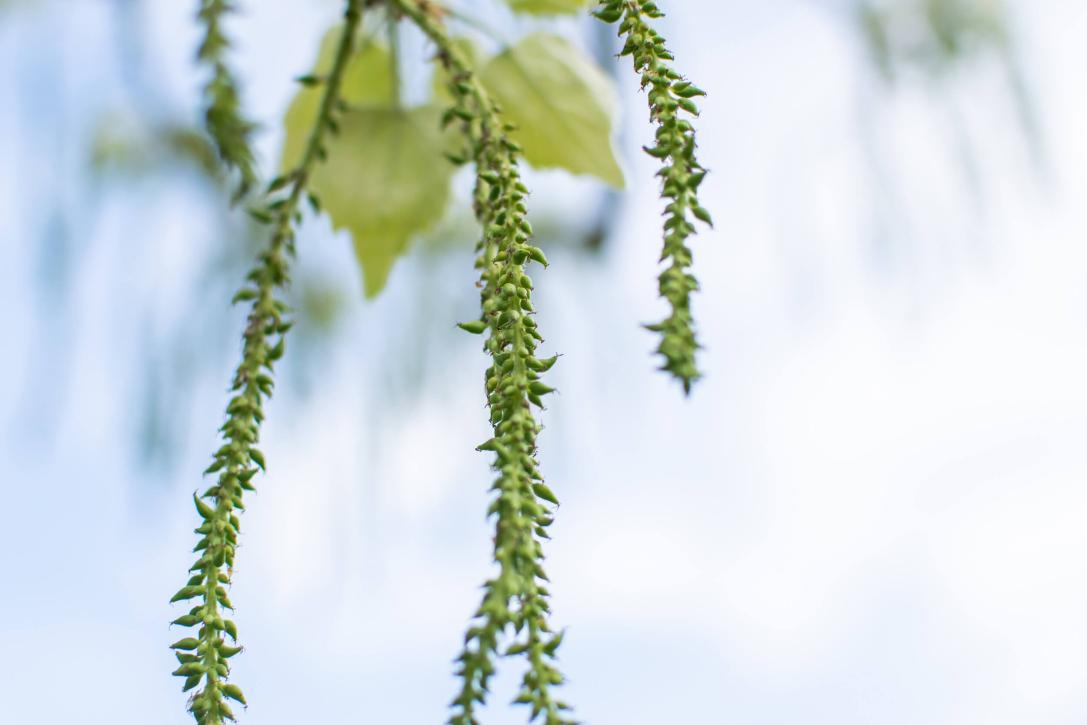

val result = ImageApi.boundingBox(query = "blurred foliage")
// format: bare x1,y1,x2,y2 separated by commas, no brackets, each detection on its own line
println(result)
281,28,455,297
851,0,1040,208
508,0,592,15
4,0,1038,473
481,32,625,187
280,16,623,297
306,105,458,296
858,0,1011,80
69,0,628,471
280,34,397,169
92,113,222,180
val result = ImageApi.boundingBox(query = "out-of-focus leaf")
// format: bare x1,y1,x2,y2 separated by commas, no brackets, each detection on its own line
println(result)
309,106,456,298
858,0,1010,78
507,0,592,15
91,113,220,181
858,4,894,81
480,32,624,188
280,29,394,171
924,0,1007,59
299,282,346,331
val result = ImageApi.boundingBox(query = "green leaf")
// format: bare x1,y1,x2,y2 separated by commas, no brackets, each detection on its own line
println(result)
310,106,456,298
507,0,592,14
480,33,624,187
280,28,395,171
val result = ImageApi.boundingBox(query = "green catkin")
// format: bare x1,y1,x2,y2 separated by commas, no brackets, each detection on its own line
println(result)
391,2,575,724
197,0,259,198
169,2,363,723
595,0,711,394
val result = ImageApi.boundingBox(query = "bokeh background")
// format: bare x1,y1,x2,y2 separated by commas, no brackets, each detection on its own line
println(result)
2,0,1087,722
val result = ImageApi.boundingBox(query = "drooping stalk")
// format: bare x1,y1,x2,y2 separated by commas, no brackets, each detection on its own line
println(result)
169,3,363,722
196,0,258,198
595,0,712,394
390,2,574,723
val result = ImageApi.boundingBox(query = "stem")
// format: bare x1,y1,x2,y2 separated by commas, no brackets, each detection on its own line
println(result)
170,3,363,723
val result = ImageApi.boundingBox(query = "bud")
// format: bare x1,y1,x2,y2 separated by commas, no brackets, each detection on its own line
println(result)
457,320,488,335
171,638,201,651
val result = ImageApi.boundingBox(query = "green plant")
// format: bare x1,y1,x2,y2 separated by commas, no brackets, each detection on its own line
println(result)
169,1,710,722
597,0,711,392
197,0,258,198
